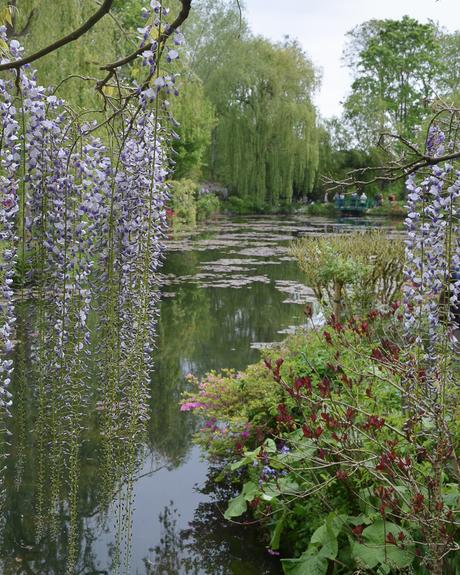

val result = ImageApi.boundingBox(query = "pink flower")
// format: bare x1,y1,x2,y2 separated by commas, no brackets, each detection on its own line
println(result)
180,401,206,412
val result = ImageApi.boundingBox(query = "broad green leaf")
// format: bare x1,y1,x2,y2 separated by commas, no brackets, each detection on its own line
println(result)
224,481,258,519
443,484,460,508
229,447,261,471
310,513,346,560
264,438,277,453
224,493,246,520
282,556,328,575
351,520,415,570
348,514,372,526
241,481,258,500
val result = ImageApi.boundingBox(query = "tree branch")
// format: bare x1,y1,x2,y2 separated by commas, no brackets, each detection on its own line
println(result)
98,0,191,88
0,0,114,71
324,123,460,192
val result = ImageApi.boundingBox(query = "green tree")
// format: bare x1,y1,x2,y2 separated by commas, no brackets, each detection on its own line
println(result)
343,16,440,146
7,0,122,107
170,73,216,179
183,0,320,207
438,31,460,104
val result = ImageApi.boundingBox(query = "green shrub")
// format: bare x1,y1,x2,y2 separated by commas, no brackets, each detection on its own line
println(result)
223,195,269,214
368,202,407,218
196,193,220,221
290,231,405,320
300,202,338,217
168,179,198,228
181,311,460,574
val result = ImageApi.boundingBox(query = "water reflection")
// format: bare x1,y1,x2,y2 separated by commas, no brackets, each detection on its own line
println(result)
2,214,390,573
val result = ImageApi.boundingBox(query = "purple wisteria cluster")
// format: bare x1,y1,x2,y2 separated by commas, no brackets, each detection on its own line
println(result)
403,126,460,370
0,70,19,441
0,0,181,550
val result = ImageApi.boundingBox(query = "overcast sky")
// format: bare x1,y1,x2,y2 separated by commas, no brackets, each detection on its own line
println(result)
244,0,460,119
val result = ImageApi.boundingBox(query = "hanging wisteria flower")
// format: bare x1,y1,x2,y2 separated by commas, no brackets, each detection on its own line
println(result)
403,124,460,388
0,1,185,567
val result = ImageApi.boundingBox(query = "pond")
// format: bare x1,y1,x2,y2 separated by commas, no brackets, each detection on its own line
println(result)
2,214,390,574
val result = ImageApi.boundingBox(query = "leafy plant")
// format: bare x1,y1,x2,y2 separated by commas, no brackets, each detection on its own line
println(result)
290,231,405,320
196,193,220,221
182,307,460,574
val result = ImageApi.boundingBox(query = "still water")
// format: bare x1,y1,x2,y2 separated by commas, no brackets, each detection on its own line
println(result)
3,214,385,574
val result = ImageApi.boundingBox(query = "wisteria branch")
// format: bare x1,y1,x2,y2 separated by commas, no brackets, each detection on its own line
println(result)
97,0,192,91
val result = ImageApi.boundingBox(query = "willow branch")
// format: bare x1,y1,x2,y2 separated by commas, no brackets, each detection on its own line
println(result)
0,0,114,71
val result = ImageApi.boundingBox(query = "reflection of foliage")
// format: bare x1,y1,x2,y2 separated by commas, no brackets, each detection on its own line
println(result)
2,305,142,574
183,468,283,575
144,503,200,575
148,281,212,467
144,493,282,575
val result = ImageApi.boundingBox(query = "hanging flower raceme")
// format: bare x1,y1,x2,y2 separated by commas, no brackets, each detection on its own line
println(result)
403,125,460,381
0,0,183,568
0,74,19,447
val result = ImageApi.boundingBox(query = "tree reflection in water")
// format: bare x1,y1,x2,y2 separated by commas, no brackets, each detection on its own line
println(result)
144,471,282,575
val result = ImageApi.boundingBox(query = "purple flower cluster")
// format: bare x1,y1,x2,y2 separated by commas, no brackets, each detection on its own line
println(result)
403,126,460,372
0,7,184,560
0,71,19,427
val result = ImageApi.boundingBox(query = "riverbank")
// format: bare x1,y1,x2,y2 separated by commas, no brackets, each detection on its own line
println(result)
181,309,460,574
178,222,460,575
298,202,407,219
168,179,408,227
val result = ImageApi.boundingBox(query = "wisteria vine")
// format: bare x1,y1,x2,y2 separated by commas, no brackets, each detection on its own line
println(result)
403,125,460,388
0,1,181,571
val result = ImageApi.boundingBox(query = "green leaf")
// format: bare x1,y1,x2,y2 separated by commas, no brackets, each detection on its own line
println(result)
310,513,346,560
351,520,415,570
348,514,372,526
224,481,258,520
224,493,247,520
241,481,258,500
264,438,277,453
282,556,328,575
270,511,286,551
229,447,261,471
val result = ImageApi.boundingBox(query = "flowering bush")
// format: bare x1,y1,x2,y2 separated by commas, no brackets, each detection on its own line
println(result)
182,304,460,574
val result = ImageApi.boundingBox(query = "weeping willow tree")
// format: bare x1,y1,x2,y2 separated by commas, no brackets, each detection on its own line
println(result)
182,0,320,207
6,0,122,106
212,38,319,206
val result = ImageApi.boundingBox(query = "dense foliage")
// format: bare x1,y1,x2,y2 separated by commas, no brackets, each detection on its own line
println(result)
290,231,405,320
182,132,460,572
182,310,460,574
181,0,320,208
